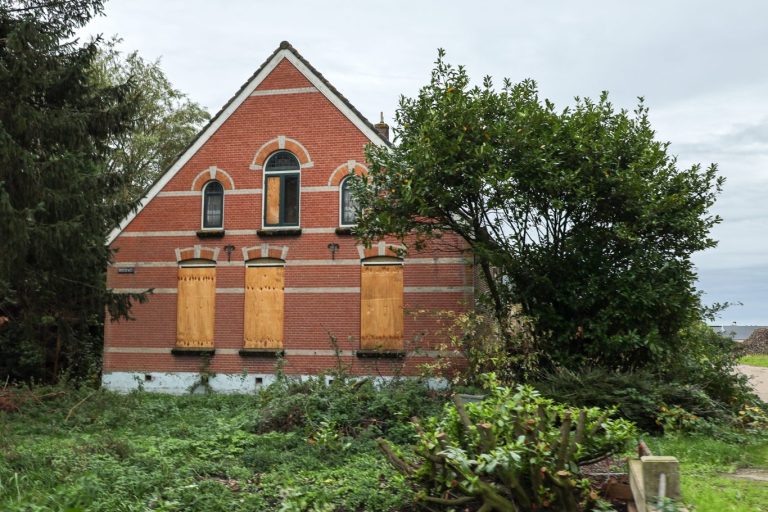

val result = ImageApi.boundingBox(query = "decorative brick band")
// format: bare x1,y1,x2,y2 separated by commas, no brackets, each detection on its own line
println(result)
241,244,289,261
328,160,369,186
250,135,313,170
174,245,220,262
191,166,235,191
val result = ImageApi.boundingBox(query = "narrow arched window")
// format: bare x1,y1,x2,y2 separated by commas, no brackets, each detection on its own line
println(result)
264,151,300,227
340,176,358,226
202,181,224,229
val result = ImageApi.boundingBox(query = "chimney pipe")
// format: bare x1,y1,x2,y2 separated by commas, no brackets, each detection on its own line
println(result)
374,112,389,141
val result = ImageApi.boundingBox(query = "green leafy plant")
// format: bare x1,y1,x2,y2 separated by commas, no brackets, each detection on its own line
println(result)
252,376,446,444
423,308,540,386
378,374,637,510
353,49,723,373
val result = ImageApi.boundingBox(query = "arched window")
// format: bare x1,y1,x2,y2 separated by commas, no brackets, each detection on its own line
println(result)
340,175,358,226
202,180,224,229
263,150,300,227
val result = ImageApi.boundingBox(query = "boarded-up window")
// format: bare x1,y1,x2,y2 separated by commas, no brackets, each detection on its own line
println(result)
265,176,281,225
360,264,404,349
176,266,216,347
244,264,285,348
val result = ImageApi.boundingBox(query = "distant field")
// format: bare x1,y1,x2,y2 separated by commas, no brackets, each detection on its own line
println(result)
741,355,768,368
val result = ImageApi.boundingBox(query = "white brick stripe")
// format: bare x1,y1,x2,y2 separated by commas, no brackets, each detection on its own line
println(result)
249,87,318,96
110,286,472,294
154,187,349,198
112,258,469,268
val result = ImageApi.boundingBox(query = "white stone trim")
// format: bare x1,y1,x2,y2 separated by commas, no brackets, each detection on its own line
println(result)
117,227,336,237
302,186,336,192
250,86,319,96
111,286,471,294
227,188,262,195
107,47,387,245
249,135,314,170
302,227,336,233
285,287,359,293
327,160,369,186
102,371,449,394
112,257,469,268
157,187,342,198
157,191,199,197
191,167,235,191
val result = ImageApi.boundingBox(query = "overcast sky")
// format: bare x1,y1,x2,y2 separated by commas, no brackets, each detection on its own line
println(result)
82,0,768,325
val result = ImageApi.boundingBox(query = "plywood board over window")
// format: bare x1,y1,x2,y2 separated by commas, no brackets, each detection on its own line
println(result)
244,265,284,348
265,176,281,225
176,266,216,347
361,264,404,350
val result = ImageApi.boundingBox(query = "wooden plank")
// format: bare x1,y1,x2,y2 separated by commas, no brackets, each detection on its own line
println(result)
266,176,281,225
361,264,403,349
176,267,215,347
244,266,284,348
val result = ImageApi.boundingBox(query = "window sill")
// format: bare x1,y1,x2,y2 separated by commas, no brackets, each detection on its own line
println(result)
257,228,302,237
171,347,216,356
356,350,406,359
335,227,354,235
196,229,225,239
239,348,285,358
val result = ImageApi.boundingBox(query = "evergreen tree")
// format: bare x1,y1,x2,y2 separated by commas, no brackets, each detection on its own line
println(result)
0,0,144,382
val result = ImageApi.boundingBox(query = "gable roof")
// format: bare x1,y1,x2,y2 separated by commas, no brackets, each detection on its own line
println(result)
107,41,390,245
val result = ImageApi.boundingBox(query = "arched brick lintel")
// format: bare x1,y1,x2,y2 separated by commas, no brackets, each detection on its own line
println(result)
241,244,289,262
328,160,369,186
250,136,313,170
191,167,235,191
175,245,220,263
356,242,406,260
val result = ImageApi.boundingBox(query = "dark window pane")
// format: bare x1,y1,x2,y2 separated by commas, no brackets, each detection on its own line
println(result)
341,179,357,225
283,174,299,225
265,150,300,172
203,182,224,228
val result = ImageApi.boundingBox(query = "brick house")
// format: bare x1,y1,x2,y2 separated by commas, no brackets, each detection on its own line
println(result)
103,42,472,393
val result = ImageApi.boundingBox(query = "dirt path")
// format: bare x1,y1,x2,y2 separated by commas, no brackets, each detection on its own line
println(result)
738,365,768,402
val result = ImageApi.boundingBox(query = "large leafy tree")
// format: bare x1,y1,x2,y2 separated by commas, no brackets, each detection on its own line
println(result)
93,43,210,206
0,0,143,382
354,51,722,369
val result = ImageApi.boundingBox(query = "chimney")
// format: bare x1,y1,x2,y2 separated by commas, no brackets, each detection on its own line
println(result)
374,112,389,141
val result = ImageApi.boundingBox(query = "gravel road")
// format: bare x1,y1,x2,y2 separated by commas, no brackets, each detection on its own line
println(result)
738,365,768,402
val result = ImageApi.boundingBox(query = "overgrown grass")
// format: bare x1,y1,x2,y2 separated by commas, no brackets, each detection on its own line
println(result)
741,355,768,368
3,380,767,511
647,435,768,511
0,379,442,511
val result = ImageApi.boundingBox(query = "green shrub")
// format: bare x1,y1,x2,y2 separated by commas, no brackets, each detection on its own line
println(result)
534,321,761,435
379,375,637,511
252,376,447,443
662,322,754,408
534,367,732,433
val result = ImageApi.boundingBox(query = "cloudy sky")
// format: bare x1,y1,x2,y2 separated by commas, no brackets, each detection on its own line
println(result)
82,0,768,325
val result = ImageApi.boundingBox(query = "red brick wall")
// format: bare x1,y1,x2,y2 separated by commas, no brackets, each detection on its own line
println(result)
105,56,470,377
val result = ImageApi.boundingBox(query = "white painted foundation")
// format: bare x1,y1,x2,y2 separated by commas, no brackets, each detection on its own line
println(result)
102,371,448,394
